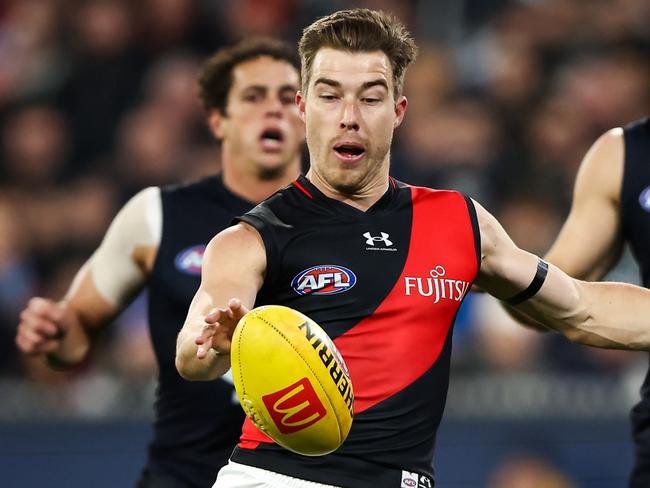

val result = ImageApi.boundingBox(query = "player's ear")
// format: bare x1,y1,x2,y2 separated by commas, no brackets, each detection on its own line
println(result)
206,109,225,140
394,95,408,129
296,91,306,123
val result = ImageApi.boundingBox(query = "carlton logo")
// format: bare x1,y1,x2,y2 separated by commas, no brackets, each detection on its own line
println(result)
639,186,650,212
291,265,357,295
174,245,206,275
404,265,470,303
262,378,327,434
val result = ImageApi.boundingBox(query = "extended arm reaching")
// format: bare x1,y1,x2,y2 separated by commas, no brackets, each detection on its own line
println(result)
175,222,266,381
474,199,650,350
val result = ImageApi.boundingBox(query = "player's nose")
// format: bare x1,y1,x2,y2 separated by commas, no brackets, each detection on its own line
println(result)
339,100,360,131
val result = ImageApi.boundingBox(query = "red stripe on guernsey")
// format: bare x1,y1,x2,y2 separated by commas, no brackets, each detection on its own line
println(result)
239,417,270,449
334,187,478,413
293,180,313,199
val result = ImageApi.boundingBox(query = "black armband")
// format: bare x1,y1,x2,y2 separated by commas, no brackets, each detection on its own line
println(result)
505,259,549,306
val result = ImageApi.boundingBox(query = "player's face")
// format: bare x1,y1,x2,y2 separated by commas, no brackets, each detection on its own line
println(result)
216,56,304,177
297,48,407,195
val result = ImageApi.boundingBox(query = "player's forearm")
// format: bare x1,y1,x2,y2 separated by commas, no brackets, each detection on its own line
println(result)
175,328,230,381
503,304,550,332
523,280,650,350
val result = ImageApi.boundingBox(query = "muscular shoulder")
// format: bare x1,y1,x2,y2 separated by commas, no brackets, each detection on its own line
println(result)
110,187,162,248
202,222,267,284
574,128,624,204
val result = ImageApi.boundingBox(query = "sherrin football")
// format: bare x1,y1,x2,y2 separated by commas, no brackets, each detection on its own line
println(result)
231,305,354,456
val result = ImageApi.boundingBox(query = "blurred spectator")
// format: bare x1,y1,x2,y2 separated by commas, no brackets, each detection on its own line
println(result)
397,97,503,205
1,103,70,186
488,453,576,488
0,0,648,431
0,0,68,103
58,0,146,167
110,102,188,199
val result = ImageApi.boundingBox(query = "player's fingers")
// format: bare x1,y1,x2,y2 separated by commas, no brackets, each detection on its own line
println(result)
228,298,249,322
196,335,213,359
205,308,222,324
27,297,60,318
228,298,241,312
16,327,59,354
195,322,215,345
19,310,60,337
15,334,31,353
29,297,67,322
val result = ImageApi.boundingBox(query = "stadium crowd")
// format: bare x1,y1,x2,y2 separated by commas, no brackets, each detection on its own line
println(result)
1,0,649,485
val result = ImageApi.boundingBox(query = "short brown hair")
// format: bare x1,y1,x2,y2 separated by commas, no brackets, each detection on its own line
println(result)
198,38,300,114
299,9,418,99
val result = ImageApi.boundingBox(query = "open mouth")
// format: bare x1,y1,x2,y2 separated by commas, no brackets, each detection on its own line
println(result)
334,143,365,161
260,129,284,143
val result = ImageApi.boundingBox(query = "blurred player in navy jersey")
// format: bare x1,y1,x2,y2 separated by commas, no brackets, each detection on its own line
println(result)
177,9,650,488
505,116,650,487
15,38,305,488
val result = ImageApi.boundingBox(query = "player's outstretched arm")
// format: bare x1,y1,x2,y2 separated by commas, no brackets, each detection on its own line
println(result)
176,223,266,381
15,188,158,367
502,128,626,331
474,199,650,350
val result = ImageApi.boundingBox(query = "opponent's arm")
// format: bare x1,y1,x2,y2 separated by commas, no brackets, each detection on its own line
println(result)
545,128,625,280
175,222,266,381
474,200,650,349
504,129,625,330
15,188,159,367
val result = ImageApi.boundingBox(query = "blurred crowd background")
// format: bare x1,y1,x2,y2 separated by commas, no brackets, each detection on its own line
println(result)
1,0,649,486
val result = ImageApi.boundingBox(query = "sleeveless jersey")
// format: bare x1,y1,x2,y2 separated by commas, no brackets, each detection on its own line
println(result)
621,117,650,286
230,175,480,488
620,116,650,486
147,175,250,487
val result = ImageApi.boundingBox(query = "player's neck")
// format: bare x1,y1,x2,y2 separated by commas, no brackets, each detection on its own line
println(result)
305,167,390,212
222,157,301,204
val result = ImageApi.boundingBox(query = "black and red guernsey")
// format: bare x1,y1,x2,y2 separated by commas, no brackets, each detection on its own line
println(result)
230,175,480,488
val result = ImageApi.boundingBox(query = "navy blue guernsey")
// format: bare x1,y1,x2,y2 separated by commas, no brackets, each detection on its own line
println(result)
621,117,650,286
229,175,480,488
147,175,249,487
620,116,650,487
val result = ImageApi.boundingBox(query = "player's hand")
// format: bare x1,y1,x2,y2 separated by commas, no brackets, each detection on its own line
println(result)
15,297,69,355
195,298,249,359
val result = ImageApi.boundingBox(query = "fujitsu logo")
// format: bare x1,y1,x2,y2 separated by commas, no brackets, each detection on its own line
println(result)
262,378,327,434
404,265,470,303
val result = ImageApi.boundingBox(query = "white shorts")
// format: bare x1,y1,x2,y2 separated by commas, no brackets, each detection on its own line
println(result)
213,461,341,488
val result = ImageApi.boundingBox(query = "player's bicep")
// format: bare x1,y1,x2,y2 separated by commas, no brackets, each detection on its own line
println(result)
62,188,161,330
87,187,160,307
545,129,624,280
186,223,266,320
474,200,584,325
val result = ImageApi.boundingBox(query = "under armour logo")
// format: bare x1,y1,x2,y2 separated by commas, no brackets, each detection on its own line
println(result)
363,232,393,247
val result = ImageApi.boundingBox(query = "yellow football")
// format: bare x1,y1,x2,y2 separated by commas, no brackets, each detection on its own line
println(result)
230,305,354,456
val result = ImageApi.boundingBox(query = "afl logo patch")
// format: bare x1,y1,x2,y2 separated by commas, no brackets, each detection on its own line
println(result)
174,245,206,275
640,186,650,212
291,265,357,296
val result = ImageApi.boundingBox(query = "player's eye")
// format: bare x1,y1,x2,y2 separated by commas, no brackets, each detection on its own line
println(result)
280,94,295,105
243,92,262,102
362,97,381,105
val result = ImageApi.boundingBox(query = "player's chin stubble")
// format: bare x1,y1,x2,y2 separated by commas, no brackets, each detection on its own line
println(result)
256,163,289,181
